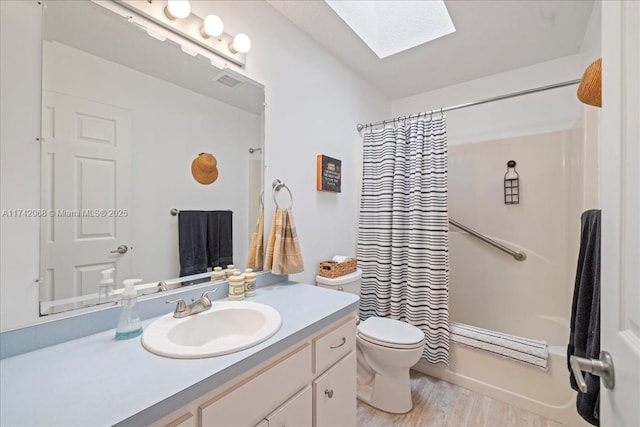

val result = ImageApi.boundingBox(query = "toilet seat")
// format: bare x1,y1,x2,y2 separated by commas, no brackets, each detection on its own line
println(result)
357,317,424,349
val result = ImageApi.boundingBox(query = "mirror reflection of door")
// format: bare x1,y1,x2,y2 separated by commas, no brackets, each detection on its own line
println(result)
40,91,132,314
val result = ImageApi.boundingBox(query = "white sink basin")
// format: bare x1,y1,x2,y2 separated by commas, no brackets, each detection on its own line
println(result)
142,301,282,359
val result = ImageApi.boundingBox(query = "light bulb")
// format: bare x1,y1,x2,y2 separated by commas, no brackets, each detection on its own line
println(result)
201,15,224,38
229,33,251,54
165,0,191,19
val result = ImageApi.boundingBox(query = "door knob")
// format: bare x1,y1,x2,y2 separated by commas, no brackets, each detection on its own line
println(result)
570,350,615,393
110,245,128,254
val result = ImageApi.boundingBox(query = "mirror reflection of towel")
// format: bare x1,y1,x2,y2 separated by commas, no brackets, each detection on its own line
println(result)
207,211,233,268
246,210,264,269
264,207,303,275
178,210,233,282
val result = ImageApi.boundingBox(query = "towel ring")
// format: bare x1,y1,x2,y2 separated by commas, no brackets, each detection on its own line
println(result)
272,179,293,209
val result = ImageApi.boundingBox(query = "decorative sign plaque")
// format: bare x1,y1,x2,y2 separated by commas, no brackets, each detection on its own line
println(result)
316,154,341,192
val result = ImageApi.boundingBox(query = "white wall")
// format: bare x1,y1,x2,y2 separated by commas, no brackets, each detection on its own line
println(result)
0,1,389,330
392,54,586,146
190,1,390,285
44,41,260,285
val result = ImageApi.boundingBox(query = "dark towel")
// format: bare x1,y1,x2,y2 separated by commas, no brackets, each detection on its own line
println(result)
207,210,233,268
178,210,233,285
567,209,601,426
178,211,209,278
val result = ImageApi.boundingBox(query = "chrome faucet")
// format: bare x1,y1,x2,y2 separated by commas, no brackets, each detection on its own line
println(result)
166,289,218,318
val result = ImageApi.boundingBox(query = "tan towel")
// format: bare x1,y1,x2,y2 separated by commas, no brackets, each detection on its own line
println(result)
264,207,304,275
245,210,264,269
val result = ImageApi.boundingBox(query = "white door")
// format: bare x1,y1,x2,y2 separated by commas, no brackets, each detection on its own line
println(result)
600,1,640,425
41,91,132,312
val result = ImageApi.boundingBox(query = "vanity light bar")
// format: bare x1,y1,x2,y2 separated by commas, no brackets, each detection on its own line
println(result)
116,0,248,67
92,0,228,69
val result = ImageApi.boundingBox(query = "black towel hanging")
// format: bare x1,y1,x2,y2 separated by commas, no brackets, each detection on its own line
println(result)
567,209,601,426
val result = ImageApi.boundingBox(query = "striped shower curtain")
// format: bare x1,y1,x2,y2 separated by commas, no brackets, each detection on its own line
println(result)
357,115,450,364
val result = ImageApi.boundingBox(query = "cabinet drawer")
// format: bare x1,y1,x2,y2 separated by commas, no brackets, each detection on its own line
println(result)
313,317,355,375
200,344,312,427
266,385,312,426
313,351,356,427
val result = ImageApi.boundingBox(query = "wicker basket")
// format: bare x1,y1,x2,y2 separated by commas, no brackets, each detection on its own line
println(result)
319,258,357,278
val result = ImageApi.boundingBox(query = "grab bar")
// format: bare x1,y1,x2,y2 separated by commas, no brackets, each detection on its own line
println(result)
449,218,526,261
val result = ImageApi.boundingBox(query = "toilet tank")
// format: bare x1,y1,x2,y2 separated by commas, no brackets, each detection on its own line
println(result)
316,268,362,295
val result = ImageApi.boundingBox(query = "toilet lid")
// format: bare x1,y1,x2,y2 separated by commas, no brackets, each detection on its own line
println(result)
357,317,424,347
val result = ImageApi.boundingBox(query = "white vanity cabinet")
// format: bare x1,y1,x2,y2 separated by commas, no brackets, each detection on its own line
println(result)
151,314,356,427
312,315,357,427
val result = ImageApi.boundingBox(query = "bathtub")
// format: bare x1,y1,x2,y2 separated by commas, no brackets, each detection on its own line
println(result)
414,316,589,426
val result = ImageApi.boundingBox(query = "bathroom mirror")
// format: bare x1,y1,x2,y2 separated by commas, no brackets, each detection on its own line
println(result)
39,0,265,315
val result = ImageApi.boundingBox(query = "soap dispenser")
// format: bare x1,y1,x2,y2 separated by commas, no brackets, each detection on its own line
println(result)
98,268,115,304
115,279,143,340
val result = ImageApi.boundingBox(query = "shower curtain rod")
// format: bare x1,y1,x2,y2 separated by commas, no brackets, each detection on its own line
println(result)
356,78,581,132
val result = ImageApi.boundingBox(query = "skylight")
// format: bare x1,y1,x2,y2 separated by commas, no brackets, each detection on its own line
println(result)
325,0,456,59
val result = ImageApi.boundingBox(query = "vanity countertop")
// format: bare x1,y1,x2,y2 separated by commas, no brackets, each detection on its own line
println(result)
0,283,359,427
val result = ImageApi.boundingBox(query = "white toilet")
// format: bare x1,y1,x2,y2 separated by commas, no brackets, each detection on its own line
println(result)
316,269,425,414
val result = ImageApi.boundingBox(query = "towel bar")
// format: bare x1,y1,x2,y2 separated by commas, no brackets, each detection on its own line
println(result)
171,208,232,216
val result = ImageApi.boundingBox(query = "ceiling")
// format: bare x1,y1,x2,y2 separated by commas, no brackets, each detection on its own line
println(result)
267,0,595,100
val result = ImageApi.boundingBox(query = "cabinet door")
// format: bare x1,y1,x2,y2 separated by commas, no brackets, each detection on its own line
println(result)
313,351,356,427
266,386,312,426
200,344,312,427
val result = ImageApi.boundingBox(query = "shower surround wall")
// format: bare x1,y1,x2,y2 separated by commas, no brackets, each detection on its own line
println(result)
416,114,597,426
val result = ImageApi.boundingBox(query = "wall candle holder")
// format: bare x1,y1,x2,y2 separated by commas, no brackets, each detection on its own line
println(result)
504,160,520,204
